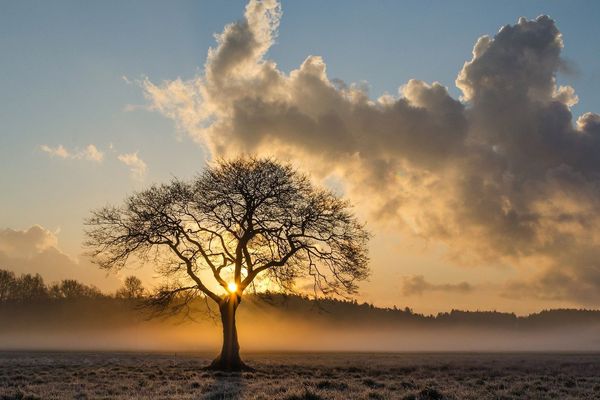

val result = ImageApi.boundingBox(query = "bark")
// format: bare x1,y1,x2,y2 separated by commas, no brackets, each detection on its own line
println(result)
206,294,252,371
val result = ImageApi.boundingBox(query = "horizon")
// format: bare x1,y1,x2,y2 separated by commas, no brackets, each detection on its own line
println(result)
3,0,600,316
4,266,600,317
4,271,600,354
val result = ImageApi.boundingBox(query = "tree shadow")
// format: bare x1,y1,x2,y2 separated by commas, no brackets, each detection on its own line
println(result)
200,371,249,399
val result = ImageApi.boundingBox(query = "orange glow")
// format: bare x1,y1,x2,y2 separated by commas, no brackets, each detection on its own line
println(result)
227,282,238,293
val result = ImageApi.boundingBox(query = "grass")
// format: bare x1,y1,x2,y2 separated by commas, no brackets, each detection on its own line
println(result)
1,352,600,399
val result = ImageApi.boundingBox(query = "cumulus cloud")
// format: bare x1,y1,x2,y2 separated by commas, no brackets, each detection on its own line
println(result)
0,226,119,288
40,144,104,162
141,1,600,305
401,275,473,296
117,152,147,180
0,226,59,258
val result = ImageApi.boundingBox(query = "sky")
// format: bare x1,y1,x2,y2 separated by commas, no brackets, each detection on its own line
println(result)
2,0,600,314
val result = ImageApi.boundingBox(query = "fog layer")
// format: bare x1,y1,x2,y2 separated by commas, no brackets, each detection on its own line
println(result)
2,297,599,352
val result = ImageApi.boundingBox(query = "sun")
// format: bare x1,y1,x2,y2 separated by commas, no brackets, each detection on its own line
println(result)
227,282,238,293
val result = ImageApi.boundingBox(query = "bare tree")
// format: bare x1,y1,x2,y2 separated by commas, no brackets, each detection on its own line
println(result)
85,157,369,371
48,279,104,299
116,276,145,299
14,273,48,302
0,269,17,302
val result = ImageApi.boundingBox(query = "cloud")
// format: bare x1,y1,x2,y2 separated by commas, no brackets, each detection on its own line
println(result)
141,1,600,305
82,144,104,162
40,144,104,162
0,226,119,289
401,275,473,296
40,144,70,159
40,143,151,181
117,152,147,180
0,226,59,258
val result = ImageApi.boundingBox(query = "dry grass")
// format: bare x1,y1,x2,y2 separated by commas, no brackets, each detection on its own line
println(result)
1,352,600,399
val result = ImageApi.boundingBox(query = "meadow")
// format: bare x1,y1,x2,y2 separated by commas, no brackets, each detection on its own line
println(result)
1,352,600,400
3,287,600,399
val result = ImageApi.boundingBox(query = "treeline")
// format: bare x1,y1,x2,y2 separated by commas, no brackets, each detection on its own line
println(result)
0,269,144,302
2,268,600,330
256,292,600,327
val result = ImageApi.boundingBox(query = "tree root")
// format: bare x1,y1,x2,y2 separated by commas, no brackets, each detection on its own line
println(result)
203,356,255,372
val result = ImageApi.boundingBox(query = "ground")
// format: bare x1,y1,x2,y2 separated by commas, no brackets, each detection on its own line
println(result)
1,352,600,399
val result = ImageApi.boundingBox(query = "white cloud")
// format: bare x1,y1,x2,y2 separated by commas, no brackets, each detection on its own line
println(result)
39,143,151,180
82,144,104,162
40,144,104,162
40,144,70,159
141,1,600,304
118,152,147,180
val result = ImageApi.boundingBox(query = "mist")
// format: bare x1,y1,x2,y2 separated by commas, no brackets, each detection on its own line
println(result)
2,297,599,353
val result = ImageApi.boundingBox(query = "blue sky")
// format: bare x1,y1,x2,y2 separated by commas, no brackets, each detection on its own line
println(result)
2,0,600,312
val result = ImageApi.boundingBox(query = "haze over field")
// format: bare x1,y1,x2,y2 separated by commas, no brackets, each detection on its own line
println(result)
2,268,600,353
3,296,600,353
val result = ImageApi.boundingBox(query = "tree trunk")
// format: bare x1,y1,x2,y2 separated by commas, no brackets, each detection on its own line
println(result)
206,294,252,371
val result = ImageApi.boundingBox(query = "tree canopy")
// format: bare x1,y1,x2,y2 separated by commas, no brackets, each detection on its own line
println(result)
85,157,369,306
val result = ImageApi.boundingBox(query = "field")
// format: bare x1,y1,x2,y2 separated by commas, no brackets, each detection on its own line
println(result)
1,352,600,399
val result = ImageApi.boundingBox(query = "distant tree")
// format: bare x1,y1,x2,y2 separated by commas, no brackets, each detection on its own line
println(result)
48,283,62,299
0,269,17,302
14,273,48,301
85,157,370,371
116,276,145,299
49,279,103,299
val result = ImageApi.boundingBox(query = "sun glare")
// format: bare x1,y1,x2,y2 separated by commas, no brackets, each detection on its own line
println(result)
227,282,238,293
